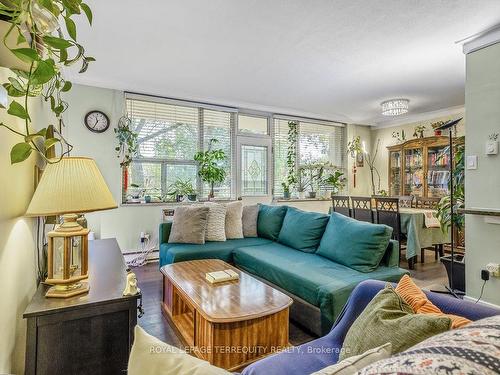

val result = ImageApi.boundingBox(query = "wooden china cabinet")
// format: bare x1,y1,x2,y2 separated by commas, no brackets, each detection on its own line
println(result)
387,136,460,198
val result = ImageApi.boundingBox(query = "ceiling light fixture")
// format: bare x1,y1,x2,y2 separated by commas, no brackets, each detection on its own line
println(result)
381,99,410,116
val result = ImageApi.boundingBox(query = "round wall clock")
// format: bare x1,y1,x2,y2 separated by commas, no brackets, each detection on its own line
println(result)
84,110,110,133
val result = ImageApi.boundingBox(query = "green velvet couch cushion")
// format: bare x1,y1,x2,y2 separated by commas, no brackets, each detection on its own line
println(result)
257,204,287,241
340,285,451,360
277,207,329,252
233,242,407,334
159,237,272,266
317,213,393,273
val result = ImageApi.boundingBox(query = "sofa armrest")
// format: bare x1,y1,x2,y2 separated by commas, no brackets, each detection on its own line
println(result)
159,222,172,246
380,239,399,267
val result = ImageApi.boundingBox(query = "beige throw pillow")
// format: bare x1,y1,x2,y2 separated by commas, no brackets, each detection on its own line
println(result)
204,202,227,242
242,204,259,237
311,343,392,375
128,325,230,375
225,201,244,239
168,206,209,244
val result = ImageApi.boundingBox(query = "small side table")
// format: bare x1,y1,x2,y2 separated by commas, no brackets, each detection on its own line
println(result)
23,238,141,375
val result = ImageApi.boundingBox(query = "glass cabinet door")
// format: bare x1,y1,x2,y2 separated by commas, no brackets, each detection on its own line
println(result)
403,148,423,196
389,151,401,196
427,145,450,198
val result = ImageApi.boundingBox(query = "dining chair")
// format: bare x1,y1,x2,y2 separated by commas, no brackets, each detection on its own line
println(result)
415,196,441,209
415,196,444,262
398,195,414,208
350,197,374,223
331,196,351,217
374,197,403,267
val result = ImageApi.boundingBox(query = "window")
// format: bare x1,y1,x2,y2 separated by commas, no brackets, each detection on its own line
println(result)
124,96,234,201
273,118,346,196
238,114,268,135
123,94,346,202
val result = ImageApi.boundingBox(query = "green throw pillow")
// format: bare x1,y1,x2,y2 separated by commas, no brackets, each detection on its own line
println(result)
257,204,288,241
339,285,451,361
316,213,392,272
277,207,329,252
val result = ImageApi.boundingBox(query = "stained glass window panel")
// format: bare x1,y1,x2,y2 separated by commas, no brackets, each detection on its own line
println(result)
241,145,268,196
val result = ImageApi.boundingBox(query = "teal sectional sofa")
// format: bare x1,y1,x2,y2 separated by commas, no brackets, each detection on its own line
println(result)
159,205,408,335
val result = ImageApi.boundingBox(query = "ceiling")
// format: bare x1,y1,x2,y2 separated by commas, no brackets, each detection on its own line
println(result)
68,0,500,125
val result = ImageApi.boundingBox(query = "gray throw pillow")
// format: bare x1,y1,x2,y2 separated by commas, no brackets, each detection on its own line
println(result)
168,206,209,244
242,204,259,237
225,201,244,239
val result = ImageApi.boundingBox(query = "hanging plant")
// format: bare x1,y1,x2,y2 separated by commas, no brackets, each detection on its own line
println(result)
0,0,94,164
282,121,298,192
114,116,138,167
347,136,362,158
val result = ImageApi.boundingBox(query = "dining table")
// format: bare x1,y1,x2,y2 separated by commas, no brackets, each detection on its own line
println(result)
398,207,450,264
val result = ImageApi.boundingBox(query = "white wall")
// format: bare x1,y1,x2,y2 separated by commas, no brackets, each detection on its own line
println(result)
0,68,38,374
464,41,500,305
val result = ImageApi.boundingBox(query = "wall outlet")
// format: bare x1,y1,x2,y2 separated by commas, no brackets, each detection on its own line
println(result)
486,263,500,277
466,155,477,169
485,140,499,155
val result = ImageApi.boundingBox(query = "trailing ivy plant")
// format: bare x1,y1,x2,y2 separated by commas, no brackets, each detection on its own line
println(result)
114,116,138,167
0,0,94,164
282,121,297,192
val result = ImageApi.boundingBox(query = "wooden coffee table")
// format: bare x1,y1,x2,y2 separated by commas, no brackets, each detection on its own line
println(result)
161,259,292,371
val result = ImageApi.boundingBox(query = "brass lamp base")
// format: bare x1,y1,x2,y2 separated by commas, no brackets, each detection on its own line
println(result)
45,281,89,298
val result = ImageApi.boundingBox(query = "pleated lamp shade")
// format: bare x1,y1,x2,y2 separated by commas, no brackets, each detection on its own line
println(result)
26,157,117,216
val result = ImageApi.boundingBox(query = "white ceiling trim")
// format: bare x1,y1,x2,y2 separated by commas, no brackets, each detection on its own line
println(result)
370,105,464,129
462,24,500,54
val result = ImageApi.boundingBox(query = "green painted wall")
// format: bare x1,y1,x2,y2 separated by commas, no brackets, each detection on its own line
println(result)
465,41,500,305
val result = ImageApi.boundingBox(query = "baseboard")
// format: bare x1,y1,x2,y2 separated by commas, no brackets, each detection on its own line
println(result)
123,249,159,264
463,295,500,309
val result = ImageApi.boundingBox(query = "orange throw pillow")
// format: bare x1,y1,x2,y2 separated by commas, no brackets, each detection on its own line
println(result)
395,274,471,329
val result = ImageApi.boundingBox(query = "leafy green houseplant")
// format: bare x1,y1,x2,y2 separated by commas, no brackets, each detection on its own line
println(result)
322,170,345,196
298,163,327,198
436,137,465,234
166,179,197,202
0,0,94,164
194,138,226,199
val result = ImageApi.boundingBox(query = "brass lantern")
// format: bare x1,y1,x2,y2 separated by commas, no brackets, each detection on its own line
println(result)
25,157,118,298
45,214,90,298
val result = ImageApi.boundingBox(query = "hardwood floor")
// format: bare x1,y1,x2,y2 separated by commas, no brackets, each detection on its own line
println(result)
132,251,447,348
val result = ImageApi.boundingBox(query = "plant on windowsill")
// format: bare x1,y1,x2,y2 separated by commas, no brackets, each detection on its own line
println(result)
194,138,227,199
322,170,345,197
166,179,197,202
0,0,94,164
299,162,327,199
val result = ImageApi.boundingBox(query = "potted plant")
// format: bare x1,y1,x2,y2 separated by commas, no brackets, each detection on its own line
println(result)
128,183,145,203
436,137,465,292
322,170,345,197
413,125,426,138
281,183,291,199
166,179,197,202
299,163,327,199
194,139,227,199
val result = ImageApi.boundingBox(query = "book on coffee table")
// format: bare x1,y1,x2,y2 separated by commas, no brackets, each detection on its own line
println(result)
205,269,239,284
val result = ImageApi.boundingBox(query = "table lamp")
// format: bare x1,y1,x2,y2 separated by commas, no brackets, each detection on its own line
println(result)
26,157,117,298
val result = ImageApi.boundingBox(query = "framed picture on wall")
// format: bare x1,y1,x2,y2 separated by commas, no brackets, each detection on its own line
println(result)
356,152,364,167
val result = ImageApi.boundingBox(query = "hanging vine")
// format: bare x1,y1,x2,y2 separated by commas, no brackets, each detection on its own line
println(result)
0,0,94,164
283,121,298,192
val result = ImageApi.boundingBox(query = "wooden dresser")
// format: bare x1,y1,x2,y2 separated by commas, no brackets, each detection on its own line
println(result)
23,238,140,375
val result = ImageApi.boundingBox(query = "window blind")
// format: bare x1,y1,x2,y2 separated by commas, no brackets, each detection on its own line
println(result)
124,97,234,201
273,118,346,196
